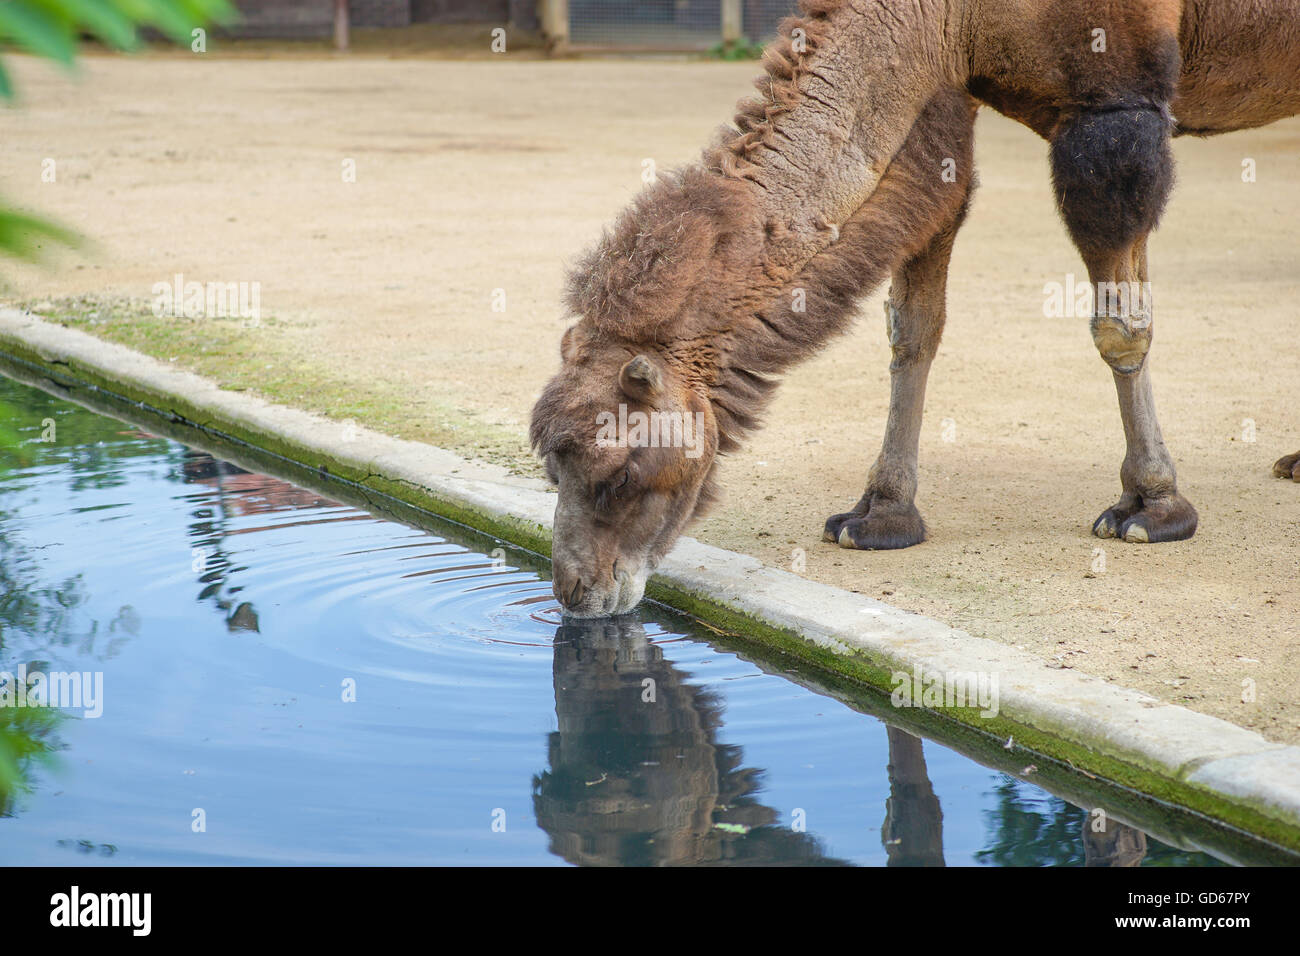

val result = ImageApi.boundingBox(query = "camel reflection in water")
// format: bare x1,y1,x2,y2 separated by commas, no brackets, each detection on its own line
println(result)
533,617,845,865
879,722,1148,867
881,726,946,866
1083,817,1147,867
534,618,1151,867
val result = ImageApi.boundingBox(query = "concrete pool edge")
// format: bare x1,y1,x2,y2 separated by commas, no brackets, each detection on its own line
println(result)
3,306,1299,855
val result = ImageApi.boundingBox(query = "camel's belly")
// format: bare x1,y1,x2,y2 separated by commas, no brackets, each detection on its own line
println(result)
1174,0,1300,134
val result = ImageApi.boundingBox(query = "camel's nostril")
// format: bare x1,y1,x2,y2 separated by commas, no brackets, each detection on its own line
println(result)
552,568,589,610
614,559,639,587
557,575,584,609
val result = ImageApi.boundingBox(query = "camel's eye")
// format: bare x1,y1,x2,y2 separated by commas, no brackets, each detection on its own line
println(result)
594,468,633,511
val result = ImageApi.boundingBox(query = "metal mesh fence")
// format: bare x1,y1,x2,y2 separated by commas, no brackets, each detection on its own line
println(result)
743,0,800,43
568,0,799,50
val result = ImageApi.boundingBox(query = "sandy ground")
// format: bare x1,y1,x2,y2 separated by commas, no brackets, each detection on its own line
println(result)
2,51,1297,743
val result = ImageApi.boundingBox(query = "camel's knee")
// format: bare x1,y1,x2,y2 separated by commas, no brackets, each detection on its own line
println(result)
883,198,968,369
1050,103,1175,259
1091,310,1152,374
883,298,942,369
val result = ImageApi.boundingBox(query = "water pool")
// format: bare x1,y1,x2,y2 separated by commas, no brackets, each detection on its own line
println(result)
0,371,1272,866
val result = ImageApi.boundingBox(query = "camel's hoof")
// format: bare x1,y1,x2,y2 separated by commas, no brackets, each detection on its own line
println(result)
1272,450,1300,481
1092,493,1198,543
824,501,926,550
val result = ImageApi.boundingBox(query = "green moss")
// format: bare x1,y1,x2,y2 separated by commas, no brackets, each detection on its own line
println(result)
15,296,543,479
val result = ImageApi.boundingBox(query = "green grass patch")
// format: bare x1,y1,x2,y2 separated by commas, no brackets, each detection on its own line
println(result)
15,295,542,478
707,37,766,60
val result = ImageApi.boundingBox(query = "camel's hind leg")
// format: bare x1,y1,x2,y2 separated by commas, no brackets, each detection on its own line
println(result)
1051,104,1197,543
825,193,970,550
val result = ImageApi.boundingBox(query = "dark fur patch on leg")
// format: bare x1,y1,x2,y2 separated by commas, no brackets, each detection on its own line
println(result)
1050,105,1174,257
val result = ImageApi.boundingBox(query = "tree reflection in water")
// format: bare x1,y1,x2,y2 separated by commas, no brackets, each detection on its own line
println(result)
178,450,340,633
976,777,1219,867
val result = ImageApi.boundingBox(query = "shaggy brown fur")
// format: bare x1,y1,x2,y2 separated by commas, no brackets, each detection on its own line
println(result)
558,89,977,458
706,0,852,185
532,0,1300,617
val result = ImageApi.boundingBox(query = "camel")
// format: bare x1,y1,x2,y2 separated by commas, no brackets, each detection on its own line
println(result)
531,0,1300,618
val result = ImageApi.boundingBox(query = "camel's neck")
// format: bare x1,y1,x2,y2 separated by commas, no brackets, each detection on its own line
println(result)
566,1,963,350
655,200,907,453
670,81,980,452
707,0,957,268
565,2,974,452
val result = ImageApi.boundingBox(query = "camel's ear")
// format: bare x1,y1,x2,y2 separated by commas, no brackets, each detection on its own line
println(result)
560,323,585,363
619,354,663,402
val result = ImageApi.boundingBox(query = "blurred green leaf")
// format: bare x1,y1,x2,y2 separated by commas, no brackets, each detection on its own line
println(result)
175,0,240,30
115,0,193,44
0,0,239,265
37,0,140,50
0,1,78,64
0,704,62,816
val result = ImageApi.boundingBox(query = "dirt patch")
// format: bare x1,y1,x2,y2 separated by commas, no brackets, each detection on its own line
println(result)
2,52,1297,742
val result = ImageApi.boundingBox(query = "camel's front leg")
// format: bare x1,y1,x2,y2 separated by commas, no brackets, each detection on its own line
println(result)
825,213,964,550
1085,238,1197,542
1051,103,1197,543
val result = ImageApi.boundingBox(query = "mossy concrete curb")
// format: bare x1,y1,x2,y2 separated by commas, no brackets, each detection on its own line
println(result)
3,306,1299,856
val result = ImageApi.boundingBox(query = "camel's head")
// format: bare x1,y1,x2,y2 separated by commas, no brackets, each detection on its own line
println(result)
530,324,719,618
